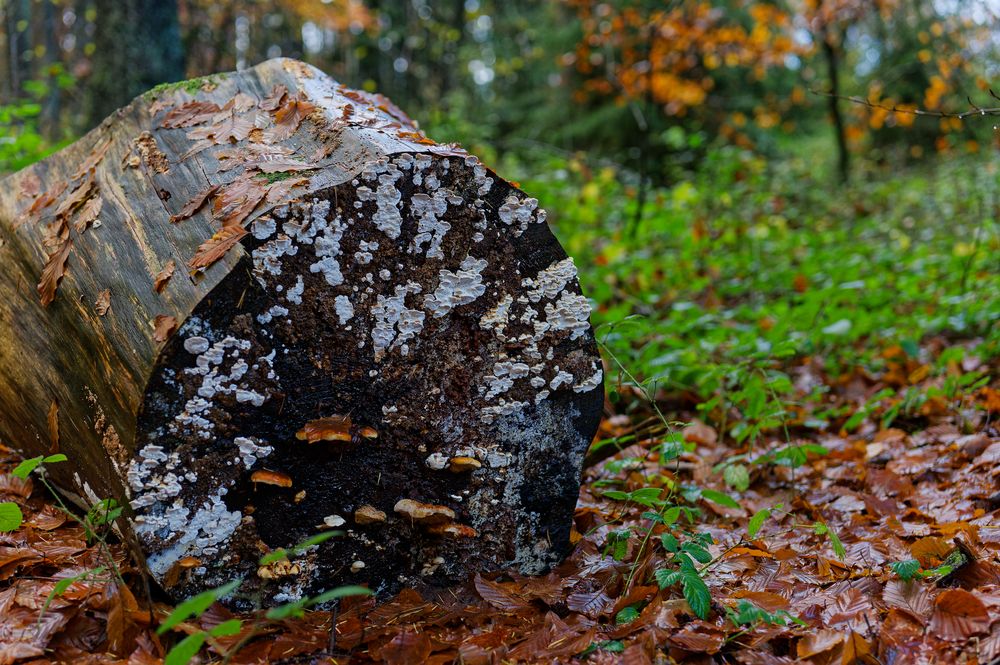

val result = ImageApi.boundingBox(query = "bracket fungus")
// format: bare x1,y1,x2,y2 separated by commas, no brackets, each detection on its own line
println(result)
0,58,603,604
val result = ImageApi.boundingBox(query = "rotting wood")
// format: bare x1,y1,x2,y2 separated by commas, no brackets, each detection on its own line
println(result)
0,58,604,606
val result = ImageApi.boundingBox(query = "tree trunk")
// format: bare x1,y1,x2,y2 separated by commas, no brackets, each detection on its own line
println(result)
0,58,603,606
86,0,186,129
820,25,850,184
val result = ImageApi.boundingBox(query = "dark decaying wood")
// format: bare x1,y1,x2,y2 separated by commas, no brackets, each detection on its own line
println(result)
0,58,604,605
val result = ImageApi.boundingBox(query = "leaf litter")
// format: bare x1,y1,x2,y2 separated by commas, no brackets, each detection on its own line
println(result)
0,335,993,663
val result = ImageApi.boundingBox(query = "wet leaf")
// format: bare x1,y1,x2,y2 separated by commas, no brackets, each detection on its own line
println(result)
930,589,989,640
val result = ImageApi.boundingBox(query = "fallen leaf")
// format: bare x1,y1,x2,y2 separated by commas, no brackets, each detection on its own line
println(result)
269,93,317,141
95,289,111,316
169,184,219,223
883,580,935,621
37,237,73,307
260,84,288,112
160,101,221,128
930,589,989,640
153,259,176,294
212,174,267,227
153,315,177,342
47,401,58,453
187,225,248,271
73,194,102,232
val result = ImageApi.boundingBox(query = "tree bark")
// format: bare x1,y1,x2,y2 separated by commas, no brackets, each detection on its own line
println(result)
820,24,850,184
0,58,603,606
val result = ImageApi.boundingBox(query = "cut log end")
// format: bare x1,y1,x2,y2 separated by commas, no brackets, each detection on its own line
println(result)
130,152,603,604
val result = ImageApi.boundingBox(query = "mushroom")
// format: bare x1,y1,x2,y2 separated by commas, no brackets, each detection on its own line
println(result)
393,498,455,525
296,415,352,443
257,559,300,579
448,456,482,472
427,523,479,538
355,505,387,525
251,469,292,488
322,514,346,528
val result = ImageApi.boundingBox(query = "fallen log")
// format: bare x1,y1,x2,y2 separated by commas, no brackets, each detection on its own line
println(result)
0,58,604,605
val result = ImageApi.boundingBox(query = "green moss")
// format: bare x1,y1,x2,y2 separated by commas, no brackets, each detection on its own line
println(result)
257,170,313,184
143,75,222,100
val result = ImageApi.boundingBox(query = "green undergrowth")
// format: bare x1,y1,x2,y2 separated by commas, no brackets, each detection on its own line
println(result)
509,146,998,436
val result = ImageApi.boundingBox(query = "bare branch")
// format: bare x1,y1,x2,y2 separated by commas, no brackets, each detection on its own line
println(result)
808,88,1000,120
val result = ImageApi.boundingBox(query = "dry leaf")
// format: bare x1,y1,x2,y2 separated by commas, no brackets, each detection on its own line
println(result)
47,401,58,453
95,289,111,316
260,84,288,112
170,184,218,223
160,101,221,128
212,174,267,228
187,225,248,271
37,237,73,307
269,93,317,141
153,259,176,294
153,314,178,342
73,194,103,233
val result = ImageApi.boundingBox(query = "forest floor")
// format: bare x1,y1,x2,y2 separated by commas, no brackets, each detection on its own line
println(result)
0,150,997,664
0,340,997,664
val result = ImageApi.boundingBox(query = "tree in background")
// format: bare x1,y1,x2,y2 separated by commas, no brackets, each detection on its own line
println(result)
85,0,185,127
1,0,997,178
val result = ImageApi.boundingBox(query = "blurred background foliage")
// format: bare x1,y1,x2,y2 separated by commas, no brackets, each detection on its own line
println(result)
0,0,996,448
1,0,998,177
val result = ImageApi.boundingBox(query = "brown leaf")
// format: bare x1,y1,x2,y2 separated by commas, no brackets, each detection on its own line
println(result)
153,259,176,294
71,137,111,181
260,84,288,112
15,181,66,229
37,237,73,307
160,101,221,128
53,177,96,221
186,110,254,144
153,315,178,342
213,175,267,228
170,184,218,223
930,588,989,640
566,588,614,618
377,630,432,665
73,194,103,233
473,574,531,613
95,289,111,316
796,629,844,658
910,536,951,568
47,400,58,453
270,93,317,141
883,579,935,621
187,225,248,271
683,420,717,446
